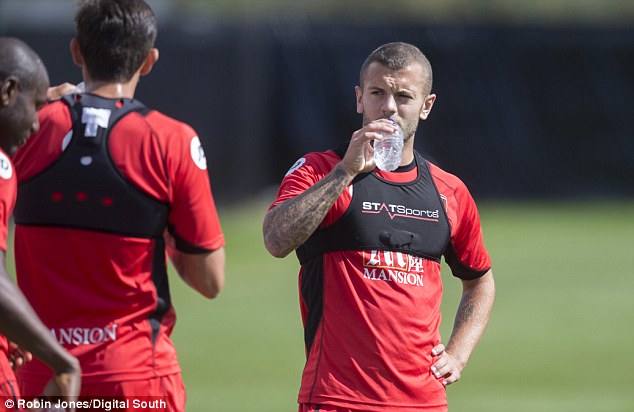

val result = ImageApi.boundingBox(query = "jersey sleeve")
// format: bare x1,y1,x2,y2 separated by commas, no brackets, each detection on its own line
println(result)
164,122,224,253
270,154,327,208
269,151,348,228
13,101,70,182
431,164,491,280
0,151,16,252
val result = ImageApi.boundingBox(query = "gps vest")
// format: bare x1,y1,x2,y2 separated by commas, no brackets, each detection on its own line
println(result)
14,94,169,238
296,150,452,265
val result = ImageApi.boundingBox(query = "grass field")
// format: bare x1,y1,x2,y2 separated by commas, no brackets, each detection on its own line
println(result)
7,198,634,411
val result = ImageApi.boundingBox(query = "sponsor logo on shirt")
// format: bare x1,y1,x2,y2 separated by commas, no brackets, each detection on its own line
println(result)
362,250,425,286
51,324,118,346
362,201,439,221
285,157,306,176
0,152,12,180
190,136,207,170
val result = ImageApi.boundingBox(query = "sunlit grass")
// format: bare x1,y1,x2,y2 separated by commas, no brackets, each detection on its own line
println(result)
6,199,634,411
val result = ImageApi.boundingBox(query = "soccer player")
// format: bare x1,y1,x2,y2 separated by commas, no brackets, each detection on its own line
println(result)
0,36,81,410
11,2,225,411
263,42,496,412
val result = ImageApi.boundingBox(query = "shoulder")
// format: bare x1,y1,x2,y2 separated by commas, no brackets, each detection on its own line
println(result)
43,99,71,115
116,110,202,165
0,149,13,178
269,150,340,210
284,150,340,179
0,150,15,191
14,101,72,179
427,160,479,220
140,110,197,138
115,109,198,147
0,149,16,249
427,161,469,196
39,100,72,129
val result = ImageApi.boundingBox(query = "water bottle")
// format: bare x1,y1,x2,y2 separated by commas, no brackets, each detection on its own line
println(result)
373,119,404,171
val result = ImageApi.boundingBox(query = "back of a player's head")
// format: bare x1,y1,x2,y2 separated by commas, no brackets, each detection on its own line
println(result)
0,37,48,92
75,0,157,83
359,42,433,96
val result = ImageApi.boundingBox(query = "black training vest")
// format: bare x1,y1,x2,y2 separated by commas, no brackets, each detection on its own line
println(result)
14,94,169,238
296,150,451,265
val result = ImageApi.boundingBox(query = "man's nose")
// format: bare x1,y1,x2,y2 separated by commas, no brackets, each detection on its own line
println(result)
382,95,397,115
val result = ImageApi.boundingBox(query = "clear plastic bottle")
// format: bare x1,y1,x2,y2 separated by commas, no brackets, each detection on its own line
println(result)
373,119,404,171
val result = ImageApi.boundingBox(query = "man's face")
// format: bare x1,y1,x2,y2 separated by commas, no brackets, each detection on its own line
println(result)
0,75,48,154
355,61,435,142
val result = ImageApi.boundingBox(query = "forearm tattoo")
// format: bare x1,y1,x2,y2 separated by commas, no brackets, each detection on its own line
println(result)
264,165,353,257
453,291,476,333
448,275,495,364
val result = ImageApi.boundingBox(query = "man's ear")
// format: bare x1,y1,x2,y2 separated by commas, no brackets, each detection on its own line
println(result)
419,93,436,121
70,38,84,68
0,76,20,107
355,85,364,114
139,48,159,77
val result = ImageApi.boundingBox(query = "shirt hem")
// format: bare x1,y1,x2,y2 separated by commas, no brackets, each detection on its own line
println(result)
17,364,181,384
299,395,448,411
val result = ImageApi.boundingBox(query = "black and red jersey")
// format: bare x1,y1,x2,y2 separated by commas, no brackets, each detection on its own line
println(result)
11,94,224,388
0,148,17,384
270,149,491,411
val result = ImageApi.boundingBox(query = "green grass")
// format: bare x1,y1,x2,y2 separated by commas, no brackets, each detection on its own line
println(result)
7,199,634,411
168,197,304,411
438,200,634,412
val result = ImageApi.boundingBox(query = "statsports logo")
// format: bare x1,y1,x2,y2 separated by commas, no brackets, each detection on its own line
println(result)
362,201,439,221
362,250,425,287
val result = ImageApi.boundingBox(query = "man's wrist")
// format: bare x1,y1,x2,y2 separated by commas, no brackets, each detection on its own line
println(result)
334,162,358,180
48,350,80,376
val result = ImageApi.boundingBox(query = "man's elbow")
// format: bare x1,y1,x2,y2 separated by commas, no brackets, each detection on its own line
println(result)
263,236,291,259
180,249,225,299
263,211,293,258
200,280,223,299
202,257,226,299
196,270,224,299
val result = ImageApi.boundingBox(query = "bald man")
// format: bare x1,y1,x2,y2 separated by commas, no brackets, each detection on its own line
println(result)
0,37,81,409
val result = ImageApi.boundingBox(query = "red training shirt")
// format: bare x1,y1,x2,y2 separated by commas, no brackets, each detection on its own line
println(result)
12,98,225,388
0,148,17,382
270,150,491,411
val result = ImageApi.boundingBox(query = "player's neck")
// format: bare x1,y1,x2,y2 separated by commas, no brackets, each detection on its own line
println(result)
83,76,139,100
400,139,415,166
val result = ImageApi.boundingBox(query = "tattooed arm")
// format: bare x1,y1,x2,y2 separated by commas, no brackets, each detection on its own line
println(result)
263,119,398,258
430,270,495,386
263,163,355,258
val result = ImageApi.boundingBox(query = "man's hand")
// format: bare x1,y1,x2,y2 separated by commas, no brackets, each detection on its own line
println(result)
340,119,396,176
47,82,82,101
430,343,465,387
40,358,82,412
8,341,32,370
432,271,495,387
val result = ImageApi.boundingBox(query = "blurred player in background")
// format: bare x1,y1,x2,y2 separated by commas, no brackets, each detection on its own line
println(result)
0,36,81,411
264,42,495,412
11,1,225,411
